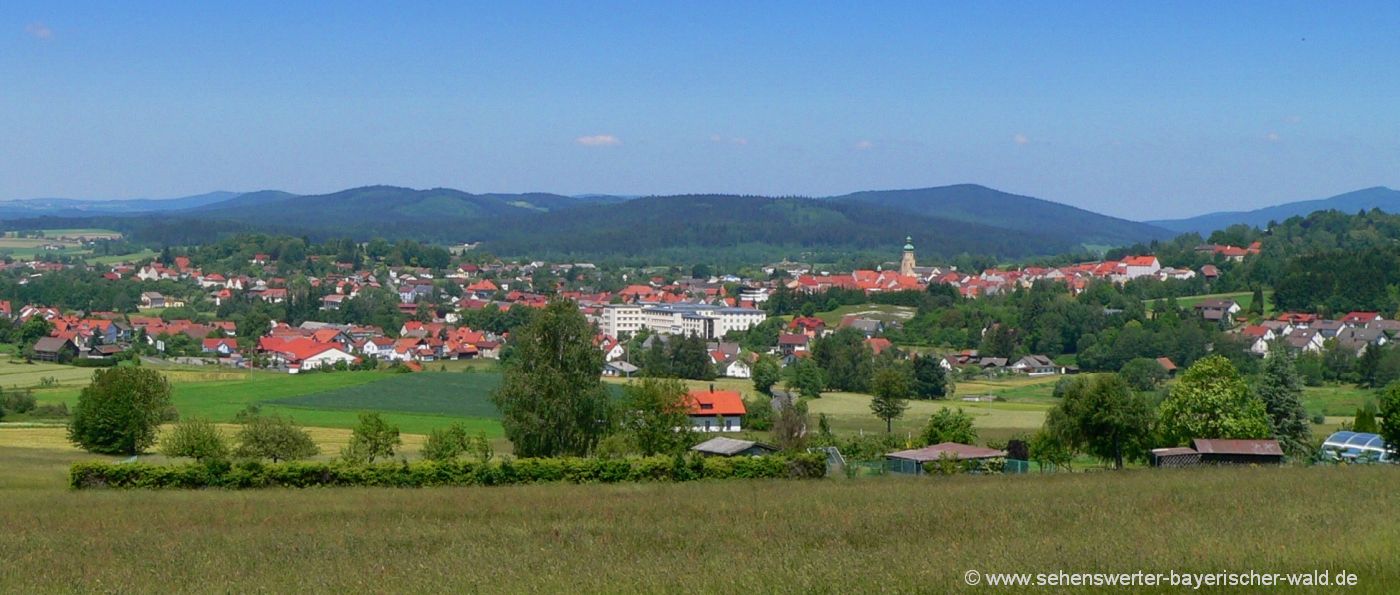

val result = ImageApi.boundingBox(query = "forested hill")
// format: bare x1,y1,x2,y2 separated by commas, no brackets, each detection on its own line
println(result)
0,184,1174,263
464,194,1080,262
829,184,1175,246
1148,186,1400,235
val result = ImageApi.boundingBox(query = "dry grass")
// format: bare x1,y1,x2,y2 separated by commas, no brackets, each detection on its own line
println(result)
0,450,1395,592
0,425,439,462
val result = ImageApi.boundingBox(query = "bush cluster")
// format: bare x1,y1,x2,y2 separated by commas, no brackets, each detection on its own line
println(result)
70,453,828,490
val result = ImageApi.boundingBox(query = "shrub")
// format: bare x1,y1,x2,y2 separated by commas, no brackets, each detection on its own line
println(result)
2,389,36,414
234,414,319,462
340,412,402,464
422,425,470,462
69,453,829,490
160,418,230,463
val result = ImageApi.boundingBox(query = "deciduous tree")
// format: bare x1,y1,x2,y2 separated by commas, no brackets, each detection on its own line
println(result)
869,366,911,432
1158,355,1271,445
492,300,614,457
921,407,978,445
68,367,174,455
619,377,691,456
341,412,402,464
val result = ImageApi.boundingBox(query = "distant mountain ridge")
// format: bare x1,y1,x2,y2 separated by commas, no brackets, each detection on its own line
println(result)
0,191,242,217
1148,186,1400,235
826,184,1175,246
0,183,1184,261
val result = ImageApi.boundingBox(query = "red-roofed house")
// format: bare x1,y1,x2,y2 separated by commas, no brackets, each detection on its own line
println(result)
1341,312,1382,327
686,387,747,432
1122,256,1161,279
865,337,893,356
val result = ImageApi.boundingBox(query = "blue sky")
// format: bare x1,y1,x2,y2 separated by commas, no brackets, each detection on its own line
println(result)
2,2,1398,220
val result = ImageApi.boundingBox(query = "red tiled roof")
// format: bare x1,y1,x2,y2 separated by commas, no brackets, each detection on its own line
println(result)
685,389,746,417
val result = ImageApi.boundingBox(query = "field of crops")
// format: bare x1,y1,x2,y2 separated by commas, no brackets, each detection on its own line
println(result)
0,445,1395,592
273,372,506,417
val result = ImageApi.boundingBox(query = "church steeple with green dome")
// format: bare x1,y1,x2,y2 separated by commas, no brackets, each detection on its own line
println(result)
900,235,916,276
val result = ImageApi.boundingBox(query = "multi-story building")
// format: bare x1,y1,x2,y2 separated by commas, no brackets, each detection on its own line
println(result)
599,302,766,340
598,304,645,338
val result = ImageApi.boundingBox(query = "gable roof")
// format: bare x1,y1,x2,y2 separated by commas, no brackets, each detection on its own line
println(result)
1190,438,1283,456
886,442,1007,462
685,389,746,417
691,437,777,456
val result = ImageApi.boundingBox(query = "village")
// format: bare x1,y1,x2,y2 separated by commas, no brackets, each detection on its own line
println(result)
0,232,1392,475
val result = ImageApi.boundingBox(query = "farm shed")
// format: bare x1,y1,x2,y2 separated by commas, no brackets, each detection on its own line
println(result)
690,437,778,457
1321,431,1392,462
1150,447,1201,468
1191,439,1284,465
885,442,1007,475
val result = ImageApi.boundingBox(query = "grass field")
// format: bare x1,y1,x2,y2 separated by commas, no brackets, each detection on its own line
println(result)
812,303,918,325
0,445,1395,592
86,248,159,265
1146,290,1275,317
0,358,100,390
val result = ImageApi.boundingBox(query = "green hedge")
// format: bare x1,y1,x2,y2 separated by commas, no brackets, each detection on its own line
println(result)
69,453,827,490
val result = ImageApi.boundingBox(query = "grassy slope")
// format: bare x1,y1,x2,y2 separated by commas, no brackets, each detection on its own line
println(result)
1146,290,1275,316
0,450,1395,592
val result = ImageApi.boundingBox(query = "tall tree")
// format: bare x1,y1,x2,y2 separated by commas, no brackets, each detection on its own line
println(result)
1052,374,1155,469
68,367,174,455
911,354,953,399
1357,344,1385,387
811,327,872,392
1255,350,1313,457
869,366,911,432
492,299,614,457
1158,355,1272,445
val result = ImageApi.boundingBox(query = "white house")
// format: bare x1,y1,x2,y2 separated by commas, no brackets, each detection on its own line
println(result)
1123,256,1161,280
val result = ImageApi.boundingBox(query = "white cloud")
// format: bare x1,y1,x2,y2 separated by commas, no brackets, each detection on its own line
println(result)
575,134,621,147
1284,115,1302,124
854,140,874,150
1265,131,1281,142
1013,133,1030,145
25,22,53,40
709,135,749,146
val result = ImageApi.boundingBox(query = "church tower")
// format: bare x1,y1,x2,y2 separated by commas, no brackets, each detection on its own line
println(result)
899,236,916,277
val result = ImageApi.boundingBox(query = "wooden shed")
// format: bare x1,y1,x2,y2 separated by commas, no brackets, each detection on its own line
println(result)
1192,438,1284,465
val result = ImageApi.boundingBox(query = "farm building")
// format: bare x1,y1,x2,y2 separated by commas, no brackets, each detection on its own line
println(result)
885,442,1007,475
685,386,746,432
1149,447,1201,468
690,437,778,457
1192,439,1284,465
1320,431,1392,462
32,337,78,362
1152,439,1285,467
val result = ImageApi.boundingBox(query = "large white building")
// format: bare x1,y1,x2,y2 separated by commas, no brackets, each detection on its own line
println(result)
598,303,766,340
598,304,645,338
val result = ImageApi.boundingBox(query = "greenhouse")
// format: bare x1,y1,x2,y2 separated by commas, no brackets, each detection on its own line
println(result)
1320,431,1392,462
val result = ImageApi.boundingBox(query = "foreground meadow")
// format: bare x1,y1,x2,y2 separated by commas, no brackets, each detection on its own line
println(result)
0,445,1396,593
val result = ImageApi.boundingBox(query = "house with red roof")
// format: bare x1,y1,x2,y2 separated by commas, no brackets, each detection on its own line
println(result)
202,338,240,357
1341,312,1382,327
1122,256,1160,279
686,387,747,432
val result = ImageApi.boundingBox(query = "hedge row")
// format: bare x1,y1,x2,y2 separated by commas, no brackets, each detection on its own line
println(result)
70,453,828,490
